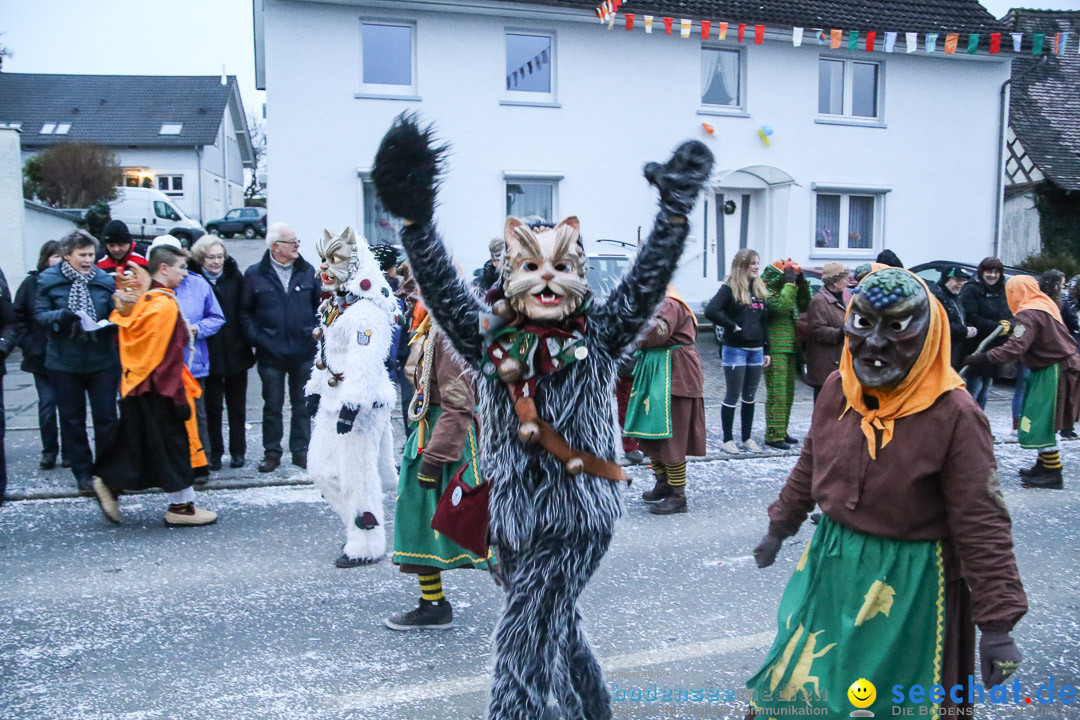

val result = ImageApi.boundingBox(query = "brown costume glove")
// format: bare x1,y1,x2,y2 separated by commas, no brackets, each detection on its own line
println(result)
963,352,993,374
753,532,784,568
417,459,441,490
980,631,1022,687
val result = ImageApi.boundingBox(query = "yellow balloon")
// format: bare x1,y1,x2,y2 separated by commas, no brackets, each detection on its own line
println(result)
848,678,877,709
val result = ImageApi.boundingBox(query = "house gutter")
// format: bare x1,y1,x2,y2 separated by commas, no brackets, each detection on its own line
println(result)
196,146,204,225
994,55,1047,258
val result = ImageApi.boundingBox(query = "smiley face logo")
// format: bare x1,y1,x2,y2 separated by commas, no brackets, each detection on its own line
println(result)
848,678,876,710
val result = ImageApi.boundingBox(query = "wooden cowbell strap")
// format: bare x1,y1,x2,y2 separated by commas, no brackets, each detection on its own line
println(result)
513,396,629,484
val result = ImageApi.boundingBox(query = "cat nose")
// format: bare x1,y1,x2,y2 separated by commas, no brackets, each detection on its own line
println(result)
541,272,555,281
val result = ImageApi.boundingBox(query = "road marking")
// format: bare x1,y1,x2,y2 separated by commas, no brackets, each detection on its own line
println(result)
337,630,774,710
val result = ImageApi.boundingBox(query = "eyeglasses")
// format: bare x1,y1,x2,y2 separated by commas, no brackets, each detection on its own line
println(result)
204,254,225,261
275,240,300,247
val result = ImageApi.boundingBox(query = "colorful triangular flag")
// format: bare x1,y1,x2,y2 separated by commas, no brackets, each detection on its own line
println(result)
754,25,765,44
663,17,673,35
718,22,728,40
906,32,918,53
701,21,711,39
644,14,653,33
967,34,980,54
990,33,1001,54
625,13,634,30
816,28,828,44
793,27,804,47
884,32,897,52
1033,33,1044,54
831,29,842,49
738,23,746,42
848,30,859,51
944,33,958,54
680,18,691,38
1011,33,1023,52
927,32,939,52
866,31,876,51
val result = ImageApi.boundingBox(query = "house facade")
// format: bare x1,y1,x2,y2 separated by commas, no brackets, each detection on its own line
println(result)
0,73,255,225
255,0,1010,303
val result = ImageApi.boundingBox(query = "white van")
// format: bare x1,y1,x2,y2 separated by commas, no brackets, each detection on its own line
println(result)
110,187,205,247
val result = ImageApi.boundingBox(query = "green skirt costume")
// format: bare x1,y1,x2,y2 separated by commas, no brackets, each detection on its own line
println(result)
392,405,493,571
1019,363,1059,450
623,345,687,439
747,516,945,718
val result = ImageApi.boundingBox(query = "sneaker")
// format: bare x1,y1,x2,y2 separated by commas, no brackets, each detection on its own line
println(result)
720,440,740,454
164,503,218,527
741,439,762,453
39,452,58,470
92,477,121,524
765,440,790,450
384,599,453,631
1061,429,1078,441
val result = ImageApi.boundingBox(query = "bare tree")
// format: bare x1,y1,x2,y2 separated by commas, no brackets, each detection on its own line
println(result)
23,143,122,208
0,33,11,71
245,111,266,200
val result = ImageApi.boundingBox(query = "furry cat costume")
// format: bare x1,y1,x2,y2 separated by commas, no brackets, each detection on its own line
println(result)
306,228,400,566
372,115,713,719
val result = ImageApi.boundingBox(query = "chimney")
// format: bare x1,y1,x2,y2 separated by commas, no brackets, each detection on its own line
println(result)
221,64,227,86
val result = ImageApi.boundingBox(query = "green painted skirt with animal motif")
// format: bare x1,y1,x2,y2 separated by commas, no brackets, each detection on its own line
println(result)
393,405,493,571
746,515,945,718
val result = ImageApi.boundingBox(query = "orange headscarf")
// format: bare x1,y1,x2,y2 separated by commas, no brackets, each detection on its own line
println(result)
665,285,698,327
839,268,964,459
1005,275,1063,324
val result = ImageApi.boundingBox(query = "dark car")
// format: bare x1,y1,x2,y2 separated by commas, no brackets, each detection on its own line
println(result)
909,260,1039,286
205,207,267,239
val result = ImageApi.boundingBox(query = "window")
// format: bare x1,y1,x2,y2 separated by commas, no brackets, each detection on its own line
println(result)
157,175,184,196
812,188,886,256
505,180,556,222
362,178,404,246
225,209,243,220
159,123,183,135
818,58,881,121
0,122,22,130
504,31,555,104
360,22,416,95
40,123,56,135
154,200,181,221
701,48,743,109
55,123,71,135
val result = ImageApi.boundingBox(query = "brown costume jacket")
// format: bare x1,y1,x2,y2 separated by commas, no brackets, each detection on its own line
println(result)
413,330,477,474
769,373,1027,632
804,288,848,387
986,309,1080,430
638,297,703,398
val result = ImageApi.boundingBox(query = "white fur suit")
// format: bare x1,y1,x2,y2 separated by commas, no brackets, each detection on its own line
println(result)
306,228,400,566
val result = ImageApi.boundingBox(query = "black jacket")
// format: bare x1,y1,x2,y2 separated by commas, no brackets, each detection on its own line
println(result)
0,270,16,376
197,257,255,377
959,279,1011,359
239,251,321,365
931,281,967,369
33,264,118,374
13,271,47,373
704,283,770,353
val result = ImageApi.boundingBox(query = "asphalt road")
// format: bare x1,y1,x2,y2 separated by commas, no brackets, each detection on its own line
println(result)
1,237,1078,719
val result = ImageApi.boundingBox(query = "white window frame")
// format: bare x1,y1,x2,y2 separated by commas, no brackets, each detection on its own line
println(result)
502,28,558,108
40,123,56,135
698,44,748,117
159,123,183,135
815,56,885,128
157,174,184,197
357,168,405,247
503,171,562,222
809,184,890,260
357,19,419,100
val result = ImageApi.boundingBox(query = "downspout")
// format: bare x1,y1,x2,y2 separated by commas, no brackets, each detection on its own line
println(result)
994,54,1047,258
196,146,204,224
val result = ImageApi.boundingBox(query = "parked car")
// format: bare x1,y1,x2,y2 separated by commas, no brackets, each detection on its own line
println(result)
909,260,1039,285
586,252,632,299
109,186,206,247
205,207,268,239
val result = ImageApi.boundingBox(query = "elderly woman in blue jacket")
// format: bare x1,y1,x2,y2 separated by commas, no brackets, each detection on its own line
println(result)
34,230,120,494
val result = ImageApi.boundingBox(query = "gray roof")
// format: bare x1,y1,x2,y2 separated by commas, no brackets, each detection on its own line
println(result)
0,73,245,149
1004,10,1080,191
496,0,1007,35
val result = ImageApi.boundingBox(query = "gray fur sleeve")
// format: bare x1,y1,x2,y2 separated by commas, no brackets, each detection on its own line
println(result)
596,212,690,354
399,223,484,364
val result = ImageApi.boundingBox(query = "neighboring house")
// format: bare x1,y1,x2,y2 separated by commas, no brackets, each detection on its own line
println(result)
0,73,255,224
1000,10,1080,266
254,0,1010,303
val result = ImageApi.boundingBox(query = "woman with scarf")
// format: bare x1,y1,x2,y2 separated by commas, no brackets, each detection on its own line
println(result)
746,267,1027,718
625,287,705,515
33,230,120,495
965,275,1080,489
958,258,1012,409
762,260,811,448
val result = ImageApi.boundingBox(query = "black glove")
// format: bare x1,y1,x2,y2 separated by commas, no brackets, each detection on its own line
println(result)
55,309,79,333
783,267,797,285
643,140,715,218
337,405,359,434
306,395,320,418
963,352,993,374
371,114,448,226
753,533,784,568
417,459,441,490
796,271,808,287
174,402,192,423
980,631,1022,687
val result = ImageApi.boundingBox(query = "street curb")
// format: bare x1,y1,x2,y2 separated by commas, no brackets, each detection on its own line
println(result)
2,438,1027,503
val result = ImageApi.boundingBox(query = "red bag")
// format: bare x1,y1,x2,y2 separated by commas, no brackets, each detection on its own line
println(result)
430,464,490,559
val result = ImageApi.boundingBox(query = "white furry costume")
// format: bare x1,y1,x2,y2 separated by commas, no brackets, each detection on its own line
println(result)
306,228,400,564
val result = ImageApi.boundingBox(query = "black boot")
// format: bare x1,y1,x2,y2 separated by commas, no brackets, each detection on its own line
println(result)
1018,461,1041,478
641,478,673,502
384,598,453,630
1022,466,1063,489
649,484,687,515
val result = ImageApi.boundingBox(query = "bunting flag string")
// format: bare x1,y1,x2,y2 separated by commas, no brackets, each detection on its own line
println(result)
505,47,552,90
595,3,1073,56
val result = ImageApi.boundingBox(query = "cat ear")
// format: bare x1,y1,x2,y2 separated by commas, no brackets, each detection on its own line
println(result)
553,217,581,259
322,228,333,242
504,216,541,258
555,216,580,235
504,216,524,248
341,226,356,245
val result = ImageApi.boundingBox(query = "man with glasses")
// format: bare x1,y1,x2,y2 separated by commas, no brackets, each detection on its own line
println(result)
239,222,321,472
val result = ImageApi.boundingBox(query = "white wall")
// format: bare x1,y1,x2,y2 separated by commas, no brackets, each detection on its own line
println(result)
0,129,28,286
1001,192,1041,266
265,0,1011,303
24,203,78,271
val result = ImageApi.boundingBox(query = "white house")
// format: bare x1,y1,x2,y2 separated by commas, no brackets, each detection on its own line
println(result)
255,0,1013,303
0,73,255,225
